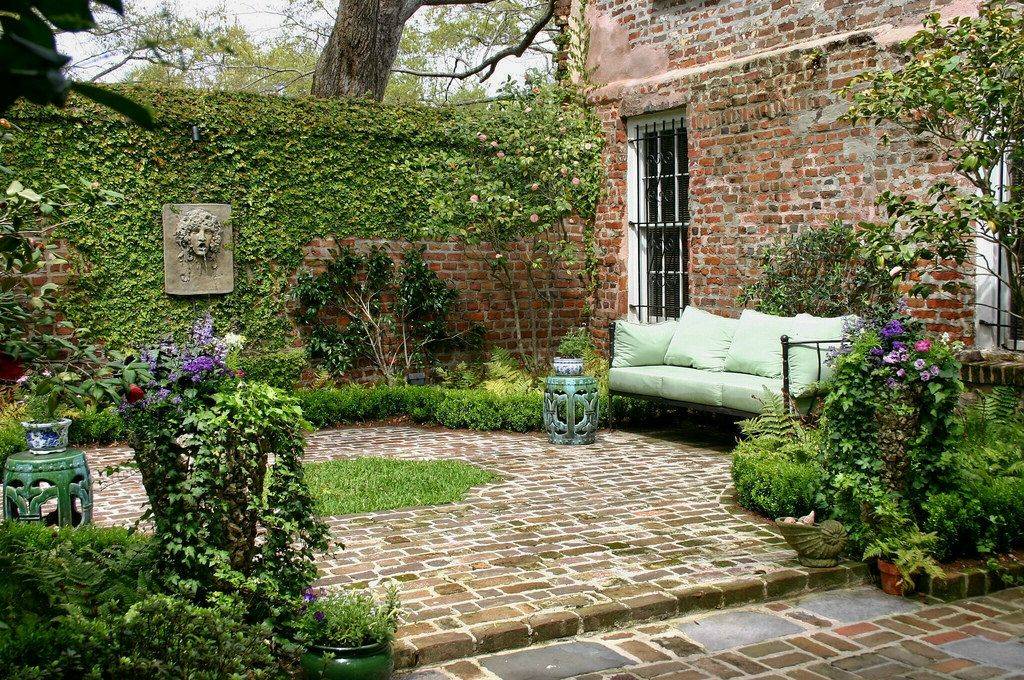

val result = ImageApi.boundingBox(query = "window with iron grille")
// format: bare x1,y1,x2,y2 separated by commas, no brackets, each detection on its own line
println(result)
627,114,689,322
979,154,1022,349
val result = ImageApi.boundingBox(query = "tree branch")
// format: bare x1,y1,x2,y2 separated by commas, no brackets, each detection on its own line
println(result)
393,0,555,80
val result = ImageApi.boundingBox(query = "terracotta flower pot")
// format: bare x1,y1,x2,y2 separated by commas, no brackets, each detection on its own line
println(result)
877,558,904,596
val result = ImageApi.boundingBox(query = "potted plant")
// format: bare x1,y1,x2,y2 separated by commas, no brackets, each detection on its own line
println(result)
864,529,944,596
775,511,849,568
553,327,590,376
297,585,401,680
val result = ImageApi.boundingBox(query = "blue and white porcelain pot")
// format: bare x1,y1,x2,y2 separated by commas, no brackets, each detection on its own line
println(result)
21,419,72,455
552,357,585,376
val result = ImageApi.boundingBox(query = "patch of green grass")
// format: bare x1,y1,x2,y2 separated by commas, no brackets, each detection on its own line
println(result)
303,457,498,516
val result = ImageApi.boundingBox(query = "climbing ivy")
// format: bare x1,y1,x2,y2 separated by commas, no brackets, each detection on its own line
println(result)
6,84,603,350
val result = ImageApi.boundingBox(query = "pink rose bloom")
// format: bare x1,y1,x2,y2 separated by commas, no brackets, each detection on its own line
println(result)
470,194,479,203
478,133,487,141
490,141,499,147
530,214,540,223
496,151,505,158
530,183,540,191
914,339,932,352
571,177,581,185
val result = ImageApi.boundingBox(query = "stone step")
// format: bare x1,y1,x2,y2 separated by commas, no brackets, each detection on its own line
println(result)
394,561,872,668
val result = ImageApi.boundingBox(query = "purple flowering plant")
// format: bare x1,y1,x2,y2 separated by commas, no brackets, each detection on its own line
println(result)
296,585,400,649
119,314,241,414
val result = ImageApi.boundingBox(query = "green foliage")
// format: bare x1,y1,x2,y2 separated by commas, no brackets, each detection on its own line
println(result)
862,523,944,587
739,221,898,318
731,405,824,519
295,244,476,381
738,390,802,442
296,586,400,649
556,327,592,359
0,1,153,124
0,524,279,679
230,347,307,390
821,315,963,547
6,84,602,352
845,4,1024,317
480,347,537,395
304,457,497,516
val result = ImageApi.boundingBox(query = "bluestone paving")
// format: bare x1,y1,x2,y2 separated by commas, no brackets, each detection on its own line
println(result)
940,637,1024,671
675,610,803,651
794,586,921,623
479,641,634,680
404,586,1024,679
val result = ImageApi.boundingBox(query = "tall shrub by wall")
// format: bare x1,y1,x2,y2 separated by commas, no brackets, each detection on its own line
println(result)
7,86,603,354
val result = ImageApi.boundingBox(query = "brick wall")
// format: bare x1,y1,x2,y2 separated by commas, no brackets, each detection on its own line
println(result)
294,235,586,382
582,0,979,346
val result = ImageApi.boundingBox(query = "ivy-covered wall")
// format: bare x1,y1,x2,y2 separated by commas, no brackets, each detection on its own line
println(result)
8,86,602,354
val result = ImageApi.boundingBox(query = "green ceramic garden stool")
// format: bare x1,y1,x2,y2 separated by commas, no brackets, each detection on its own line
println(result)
543,375,600,445
3,449,93,526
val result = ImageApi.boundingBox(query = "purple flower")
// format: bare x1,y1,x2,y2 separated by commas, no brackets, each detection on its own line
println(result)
930,364,940,377
314,611,326,622
886,377,898,388
914,339,932,352
913,358,926,370
881,319,905,339
896,368,906,378
920,371,931,381
302,588,317,603
191,313,215,346
869,347,884,357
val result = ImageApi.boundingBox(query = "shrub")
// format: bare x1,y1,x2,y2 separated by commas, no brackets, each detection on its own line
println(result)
739,221,898,318
230,348,307,390
557,327,592,359
732,440,823,519
69,406,125,444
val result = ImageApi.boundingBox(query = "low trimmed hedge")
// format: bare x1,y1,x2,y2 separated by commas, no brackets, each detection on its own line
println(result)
731,442,823,519
296,385,546,432
229,348,308,390
923,476,1024,560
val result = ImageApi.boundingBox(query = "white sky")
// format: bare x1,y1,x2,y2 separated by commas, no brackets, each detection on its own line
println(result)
59,0,539,94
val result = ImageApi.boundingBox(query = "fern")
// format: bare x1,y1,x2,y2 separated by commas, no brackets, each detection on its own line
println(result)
740,389,802,441
481,348,537,396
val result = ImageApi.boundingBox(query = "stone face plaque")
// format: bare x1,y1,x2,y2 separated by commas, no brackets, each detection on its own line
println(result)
162,203,233,295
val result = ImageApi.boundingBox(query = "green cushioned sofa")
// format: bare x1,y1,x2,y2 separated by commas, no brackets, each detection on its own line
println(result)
608,308,851,417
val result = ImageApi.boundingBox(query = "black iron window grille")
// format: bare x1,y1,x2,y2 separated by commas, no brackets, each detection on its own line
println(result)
628,117,689,323
980,154,1022,349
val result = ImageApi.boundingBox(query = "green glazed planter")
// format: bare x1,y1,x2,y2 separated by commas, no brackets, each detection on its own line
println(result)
301,640,394,680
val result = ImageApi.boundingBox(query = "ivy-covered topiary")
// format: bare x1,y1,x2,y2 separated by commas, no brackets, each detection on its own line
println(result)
6,84,603,351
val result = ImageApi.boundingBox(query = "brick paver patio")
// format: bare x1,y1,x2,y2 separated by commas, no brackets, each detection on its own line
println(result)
403,586,1024,679
88,424,868,667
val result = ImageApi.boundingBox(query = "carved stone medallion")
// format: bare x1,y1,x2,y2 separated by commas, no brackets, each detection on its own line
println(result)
162,203,233,295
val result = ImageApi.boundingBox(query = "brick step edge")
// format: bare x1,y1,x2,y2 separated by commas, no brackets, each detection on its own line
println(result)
394,561,871,669
913,558,1024,603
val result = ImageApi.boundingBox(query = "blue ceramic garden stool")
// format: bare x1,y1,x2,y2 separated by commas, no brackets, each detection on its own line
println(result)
3,449,93,526
543,375,600,445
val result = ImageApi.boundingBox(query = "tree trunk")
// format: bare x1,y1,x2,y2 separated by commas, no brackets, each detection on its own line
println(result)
311,0,409,100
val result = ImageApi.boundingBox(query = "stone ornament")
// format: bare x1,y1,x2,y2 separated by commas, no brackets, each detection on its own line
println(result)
162,203,233,295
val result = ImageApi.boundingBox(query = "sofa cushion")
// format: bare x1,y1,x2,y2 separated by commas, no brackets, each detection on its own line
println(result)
789,313,853,397
664,307,738,371
717,371,785,414
608,366,665,398
723,310,794,379
609,366,724,408
611,320,677,368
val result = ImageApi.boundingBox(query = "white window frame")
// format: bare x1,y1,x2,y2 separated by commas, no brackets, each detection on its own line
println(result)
625,110,689,323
